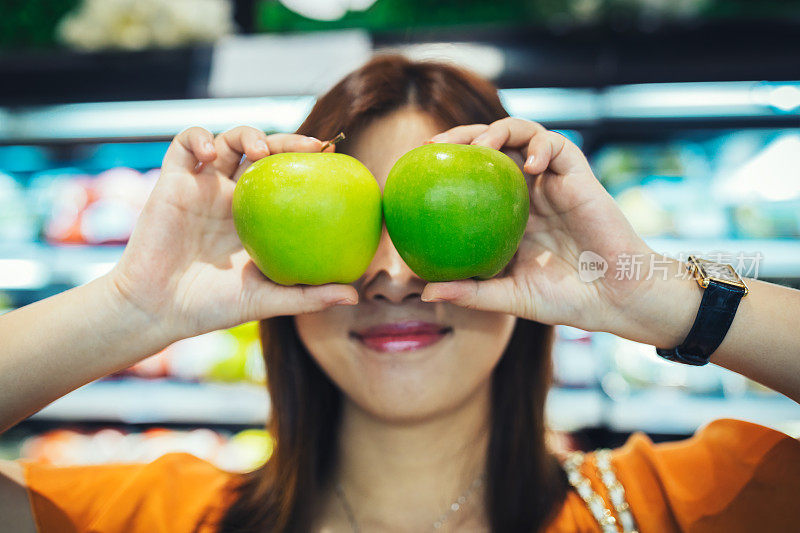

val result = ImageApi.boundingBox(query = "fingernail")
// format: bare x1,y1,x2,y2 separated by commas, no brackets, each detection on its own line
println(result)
256,140,268,152
525,155,535,168
421,295,443,303
309,137,320,142
204,142,215,153
332,298,357,306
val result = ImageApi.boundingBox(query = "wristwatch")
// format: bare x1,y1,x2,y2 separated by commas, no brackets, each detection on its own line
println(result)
656,255,748,366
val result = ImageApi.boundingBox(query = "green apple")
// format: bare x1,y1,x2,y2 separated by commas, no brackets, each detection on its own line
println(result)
383,143,529,282
232,152,382,285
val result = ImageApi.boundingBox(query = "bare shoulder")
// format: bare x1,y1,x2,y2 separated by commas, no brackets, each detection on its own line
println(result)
0,459,36,533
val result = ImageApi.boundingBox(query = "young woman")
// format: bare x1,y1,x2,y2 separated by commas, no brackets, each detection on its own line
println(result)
1,55,799,533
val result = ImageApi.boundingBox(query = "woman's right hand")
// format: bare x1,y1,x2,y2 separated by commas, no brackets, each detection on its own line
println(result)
109,126,359,341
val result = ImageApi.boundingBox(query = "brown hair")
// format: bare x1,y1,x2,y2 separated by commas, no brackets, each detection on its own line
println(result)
218,54,568,533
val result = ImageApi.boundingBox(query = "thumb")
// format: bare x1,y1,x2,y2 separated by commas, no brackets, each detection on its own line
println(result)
421,277,521,315
253,283,359,318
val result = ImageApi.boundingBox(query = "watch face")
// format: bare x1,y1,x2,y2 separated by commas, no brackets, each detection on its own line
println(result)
690,256,748,295
700,261,738,282
693,257,745,285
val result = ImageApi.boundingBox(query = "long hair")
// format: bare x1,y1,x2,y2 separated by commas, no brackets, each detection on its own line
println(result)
218,55,568,533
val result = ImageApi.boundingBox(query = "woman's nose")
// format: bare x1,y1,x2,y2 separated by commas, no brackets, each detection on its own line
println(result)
360,225,426,304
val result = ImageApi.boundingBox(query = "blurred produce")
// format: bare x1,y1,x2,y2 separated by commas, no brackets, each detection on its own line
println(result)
5,426,272,472
0,142,172,247
114,321,266,384
590,331,783,398
257,0,725,33
221,428,275,471
0,172,37,242
32,167,158,245
552,325,778,399
56,0,235,51
591,130,800,239
3,0,799,51
715,133,800,238
0,293,12,314
731,203,800,239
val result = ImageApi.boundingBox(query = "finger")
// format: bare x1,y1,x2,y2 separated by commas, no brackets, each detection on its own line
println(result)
162,127,216,173
265,133,325,154
470,117,543,151
231,157,254,183
466,118,587,177
523,130,586,176
428,124,489,145
213,126,270,178
420,277,525,316
252,280,360,318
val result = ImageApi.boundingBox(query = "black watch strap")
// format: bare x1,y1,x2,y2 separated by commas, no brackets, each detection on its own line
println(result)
656,281,746,366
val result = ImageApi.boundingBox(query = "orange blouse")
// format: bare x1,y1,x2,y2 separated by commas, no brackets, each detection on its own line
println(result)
19,418,800,532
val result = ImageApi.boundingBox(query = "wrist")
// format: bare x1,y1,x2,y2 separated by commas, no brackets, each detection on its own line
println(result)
608,254,703,347
102,271,183,350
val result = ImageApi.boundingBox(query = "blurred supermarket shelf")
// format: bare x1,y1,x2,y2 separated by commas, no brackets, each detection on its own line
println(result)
606,390,800,435
24,378,800,435
0,82,798,143
3,239,800,291
30,379,603,430
602,81,800,119
0,89,595,143
0,243,123,289
0,96,316,143
501,88,600,124
26,378,609,430
4,21,800,106
545,387,604,432
548,385,800,435
30,379,271,425
29,378,598,429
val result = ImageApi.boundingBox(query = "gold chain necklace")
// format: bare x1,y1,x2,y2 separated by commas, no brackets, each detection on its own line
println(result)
334,473,485,532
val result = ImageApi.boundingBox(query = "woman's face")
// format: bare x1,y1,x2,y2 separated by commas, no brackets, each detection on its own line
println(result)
294,108,517,423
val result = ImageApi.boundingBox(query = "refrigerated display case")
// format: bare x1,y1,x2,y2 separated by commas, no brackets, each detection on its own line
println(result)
1,79,799,464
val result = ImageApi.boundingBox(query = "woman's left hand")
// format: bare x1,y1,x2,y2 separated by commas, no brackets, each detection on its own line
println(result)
420,118,698,347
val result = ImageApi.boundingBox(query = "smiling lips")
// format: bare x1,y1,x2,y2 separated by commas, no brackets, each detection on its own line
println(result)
351,320,453,353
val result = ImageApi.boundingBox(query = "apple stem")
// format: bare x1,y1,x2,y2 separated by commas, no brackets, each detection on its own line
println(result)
320,132,345,152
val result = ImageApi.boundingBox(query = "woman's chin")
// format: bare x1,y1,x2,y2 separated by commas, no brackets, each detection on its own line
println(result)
339,346,490,425
345,387,462,425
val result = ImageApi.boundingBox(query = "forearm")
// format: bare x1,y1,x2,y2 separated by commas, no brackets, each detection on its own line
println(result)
707,279,800,402
0,274,177,433
617,257,800,403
